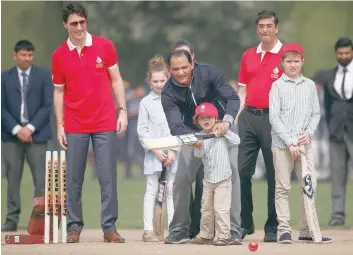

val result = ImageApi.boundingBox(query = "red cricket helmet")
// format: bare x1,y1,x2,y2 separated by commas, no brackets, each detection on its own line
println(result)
194,102,219,119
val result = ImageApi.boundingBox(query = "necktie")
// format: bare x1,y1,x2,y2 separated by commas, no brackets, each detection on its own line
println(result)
21,72,29,122
341,67,347,100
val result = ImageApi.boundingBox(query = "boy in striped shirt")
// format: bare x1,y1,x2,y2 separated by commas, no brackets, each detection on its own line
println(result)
189,103,240,246
269,43,332,244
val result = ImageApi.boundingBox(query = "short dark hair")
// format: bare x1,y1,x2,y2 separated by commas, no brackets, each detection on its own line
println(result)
62,2,88,22
334,37,353,51
14,40,35,52
171,39,193,54
255,10,279,25
167,49,193,66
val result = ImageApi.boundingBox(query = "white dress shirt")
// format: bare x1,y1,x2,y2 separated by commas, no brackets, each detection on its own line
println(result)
11,66,36,135
334,60,353,100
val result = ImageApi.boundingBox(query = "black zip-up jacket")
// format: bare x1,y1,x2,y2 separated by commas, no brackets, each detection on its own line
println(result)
161,62,240,136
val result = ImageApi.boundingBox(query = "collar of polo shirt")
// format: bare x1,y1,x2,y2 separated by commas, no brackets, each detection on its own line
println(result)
67,32,93,51
281,73,305,84
256,40,283,54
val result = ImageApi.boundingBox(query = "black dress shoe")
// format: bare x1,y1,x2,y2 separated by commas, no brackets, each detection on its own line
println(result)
328,218,344,227
1,223,17,232
264,232,277,242
241,226,255,239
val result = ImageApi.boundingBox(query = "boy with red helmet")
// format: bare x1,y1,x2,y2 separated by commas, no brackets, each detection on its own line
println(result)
190,103,240,246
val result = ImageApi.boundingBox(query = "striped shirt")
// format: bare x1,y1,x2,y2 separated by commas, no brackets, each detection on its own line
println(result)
269,74,321,149
194,130,240,183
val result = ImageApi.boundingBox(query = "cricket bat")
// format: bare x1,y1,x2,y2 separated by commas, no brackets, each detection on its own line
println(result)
142,133,215,150
153,165,167,241
300,144,322,243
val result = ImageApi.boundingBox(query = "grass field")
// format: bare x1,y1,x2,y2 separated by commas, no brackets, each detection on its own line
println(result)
1,163,353,230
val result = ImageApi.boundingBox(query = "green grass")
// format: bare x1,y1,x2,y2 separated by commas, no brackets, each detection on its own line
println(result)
2,164,353,230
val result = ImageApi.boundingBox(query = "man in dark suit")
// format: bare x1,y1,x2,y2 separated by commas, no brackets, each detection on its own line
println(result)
1,40,53,232
313,37,353,227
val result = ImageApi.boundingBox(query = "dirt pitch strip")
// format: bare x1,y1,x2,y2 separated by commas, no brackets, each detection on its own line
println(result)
2,229,352,255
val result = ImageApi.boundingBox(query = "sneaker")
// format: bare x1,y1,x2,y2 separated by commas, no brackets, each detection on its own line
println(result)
278,233,292,244
263,232,277,242
164,229,190,244
328,218,344,227
229,230,242,245
190,235,213,245
298,236,332,244
142,230,159,242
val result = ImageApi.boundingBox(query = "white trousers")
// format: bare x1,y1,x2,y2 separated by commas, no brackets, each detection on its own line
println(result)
143,171,175,231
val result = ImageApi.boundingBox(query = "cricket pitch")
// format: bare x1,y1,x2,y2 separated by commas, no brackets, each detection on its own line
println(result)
2,229,352,255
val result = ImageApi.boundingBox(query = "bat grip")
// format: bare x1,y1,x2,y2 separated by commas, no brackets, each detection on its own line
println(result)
160,166,167,181
195,134,216,140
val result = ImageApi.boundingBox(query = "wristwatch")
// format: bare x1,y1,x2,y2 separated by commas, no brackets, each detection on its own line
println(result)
118,106,127,112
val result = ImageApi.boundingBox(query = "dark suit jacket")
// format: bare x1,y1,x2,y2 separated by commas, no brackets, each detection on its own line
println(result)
1,65,53,142
314,67,353,142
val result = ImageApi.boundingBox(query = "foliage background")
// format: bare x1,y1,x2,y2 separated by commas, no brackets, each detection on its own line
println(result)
2,1,353,85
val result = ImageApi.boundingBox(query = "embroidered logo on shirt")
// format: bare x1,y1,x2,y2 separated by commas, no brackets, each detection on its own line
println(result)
96,56,104,68
271,67,279,79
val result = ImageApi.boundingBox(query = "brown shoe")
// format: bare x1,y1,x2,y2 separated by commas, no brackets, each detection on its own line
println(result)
104,231,125,243
67,230,80,243
190,235,213,245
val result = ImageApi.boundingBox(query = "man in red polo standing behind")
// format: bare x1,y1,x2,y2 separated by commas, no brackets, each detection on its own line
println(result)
52,2,128,243
235,10,284,242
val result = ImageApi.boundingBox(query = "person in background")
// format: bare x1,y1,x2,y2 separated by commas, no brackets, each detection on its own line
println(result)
125,85,146,179
314,37,353,227
1,40,53,232
236,10,284,242
310,82,330,181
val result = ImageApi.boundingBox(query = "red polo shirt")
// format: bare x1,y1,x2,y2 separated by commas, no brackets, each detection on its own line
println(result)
238,40,284,109
52,33,117,133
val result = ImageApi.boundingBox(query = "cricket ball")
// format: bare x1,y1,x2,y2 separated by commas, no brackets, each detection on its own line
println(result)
248,242,258,252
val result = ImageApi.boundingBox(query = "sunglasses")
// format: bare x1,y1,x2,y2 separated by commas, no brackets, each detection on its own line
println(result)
69,20,87,27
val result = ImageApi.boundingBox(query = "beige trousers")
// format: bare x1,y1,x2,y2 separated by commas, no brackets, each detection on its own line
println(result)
199,177,232,240
272,144,315,237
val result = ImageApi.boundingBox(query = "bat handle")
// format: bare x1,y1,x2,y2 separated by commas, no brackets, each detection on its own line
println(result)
160,165,167,180
300,144,306,156
195,134,216,140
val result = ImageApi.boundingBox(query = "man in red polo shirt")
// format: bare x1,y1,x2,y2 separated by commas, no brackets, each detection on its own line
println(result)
235,10,284,242
52,2,127,243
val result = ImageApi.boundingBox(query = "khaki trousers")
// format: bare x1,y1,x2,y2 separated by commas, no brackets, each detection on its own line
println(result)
199,177,232,240
272,144,315,237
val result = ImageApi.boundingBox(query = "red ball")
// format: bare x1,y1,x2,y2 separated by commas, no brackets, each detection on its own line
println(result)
248,242,258,252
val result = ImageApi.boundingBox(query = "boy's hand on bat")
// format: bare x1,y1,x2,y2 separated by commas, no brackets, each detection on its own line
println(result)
299,132,311,145
191,140,203,149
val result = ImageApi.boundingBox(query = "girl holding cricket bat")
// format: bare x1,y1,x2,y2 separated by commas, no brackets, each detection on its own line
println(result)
137,55,179,242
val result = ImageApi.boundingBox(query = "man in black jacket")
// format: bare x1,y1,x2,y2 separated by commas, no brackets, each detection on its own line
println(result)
161,49,242,244
313,37,353,227
170,39,203,239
